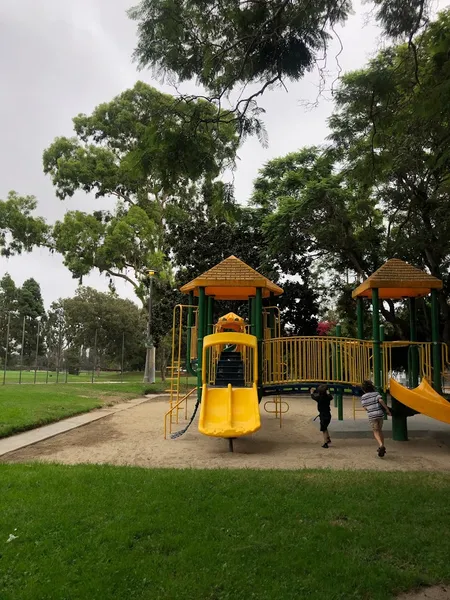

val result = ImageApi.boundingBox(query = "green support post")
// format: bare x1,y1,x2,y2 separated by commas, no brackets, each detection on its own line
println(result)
255,288,263,399
197,287,206,402
372,289,382,392
186,292,197,377
250,296,256,336
332,342,338,407
409,297,419,389
207,296,214,335
336,324,343,421
431,289,442,393
389,299,408,441
268,292,275,338
357,297,364,340
380,325,388,421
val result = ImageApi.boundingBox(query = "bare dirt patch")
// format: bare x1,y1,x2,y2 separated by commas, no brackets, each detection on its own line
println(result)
2,396,449,471
397,586,450,599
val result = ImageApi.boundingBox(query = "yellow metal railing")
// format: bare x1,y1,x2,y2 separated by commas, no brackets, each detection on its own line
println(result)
164,387,197,439
263,336,439,391
264,395,289,428
263,336,373,387
263,306,282,340
381,341,432,391
169,304,196,405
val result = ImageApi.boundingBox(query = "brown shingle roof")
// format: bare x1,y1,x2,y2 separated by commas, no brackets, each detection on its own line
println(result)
180,255,283,299
352,259,442,299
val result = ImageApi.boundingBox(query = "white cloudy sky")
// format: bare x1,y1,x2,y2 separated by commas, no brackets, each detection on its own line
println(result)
0,0,448,307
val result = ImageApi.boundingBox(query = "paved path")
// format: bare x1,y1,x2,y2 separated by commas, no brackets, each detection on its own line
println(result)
0,395,161,457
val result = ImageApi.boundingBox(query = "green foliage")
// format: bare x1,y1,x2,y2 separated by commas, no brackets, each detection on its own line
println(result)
0,191,48,257
1,466,450,599
167,192,319,335
47,287,147,371
0,275,46,365
129,0,432,131
329,9,450,338
130,0,350,92
44,82,238,306
252,147,384,279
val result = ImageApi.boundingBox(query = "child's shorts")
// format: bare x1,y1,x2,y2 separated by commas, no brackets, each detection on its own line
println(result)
319,413,331,432
370,418,384,432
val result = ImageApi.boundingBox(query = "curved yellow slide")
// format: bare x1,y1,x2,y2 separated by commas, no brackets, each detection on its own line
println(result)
199,332,261,438
390,378,450,424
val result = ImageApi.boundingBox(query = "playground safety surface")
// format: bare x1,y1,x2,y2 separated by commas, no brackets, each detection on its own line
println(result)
1,395,449,471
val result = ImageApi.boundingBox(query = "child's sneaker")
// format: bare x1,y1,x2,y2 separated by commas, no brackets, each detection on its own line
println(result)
377,446,386,457
322,443,329,449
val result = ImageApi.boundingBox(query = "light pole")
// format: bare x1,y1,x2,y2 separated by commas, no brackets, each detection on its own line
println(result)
143,269,156,384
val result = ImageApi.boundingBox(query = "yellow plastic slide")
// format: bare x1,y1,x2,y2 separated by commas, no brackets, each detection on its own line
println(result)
199,383,261,438
199,331,261,438
390,378,450,424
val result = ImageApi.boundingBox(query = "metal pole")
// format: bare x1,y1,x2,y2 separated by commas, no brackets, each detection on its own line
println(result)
409,297,418,388
431,289,442,393
3,313,10,385
121,332,125,383
371,289,381,391
197,287,206,402
255,288,263,399
34,320,40,384
143,273,156,384
91,329,98,384
336,324,343,421
56,323,62,384
186,292,197,377
356,297,364,340
19,316,26,384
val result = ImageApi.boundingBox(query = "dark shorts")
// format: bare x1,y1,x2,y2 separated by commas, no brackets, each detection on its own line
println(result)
319,412,331,432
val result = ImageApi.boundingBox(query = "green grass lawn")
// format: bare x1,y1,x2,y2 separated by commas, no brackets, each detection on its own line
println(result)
2,369,148,384
0,466,449,600
0,377,196,439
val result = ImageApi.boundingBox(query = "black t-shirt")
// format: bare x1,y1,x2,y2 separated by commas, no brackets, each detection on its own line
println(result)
311,391,332,414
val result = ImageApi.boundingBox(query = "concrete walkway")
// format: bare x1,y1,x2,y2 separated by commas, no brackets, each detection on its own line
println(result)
0,395,162,457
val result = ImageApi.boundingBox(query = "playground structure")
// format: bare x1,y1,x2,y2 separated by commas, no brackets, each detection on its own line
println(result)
165,256,450,447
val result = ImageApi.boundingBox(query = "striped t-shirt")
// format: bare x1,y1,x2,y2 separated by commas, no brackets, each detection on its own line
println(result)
361,391,385,420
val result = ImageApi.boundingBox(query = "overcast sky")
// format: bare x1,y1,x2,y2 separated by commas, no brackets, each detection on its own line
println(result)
0,0,448,307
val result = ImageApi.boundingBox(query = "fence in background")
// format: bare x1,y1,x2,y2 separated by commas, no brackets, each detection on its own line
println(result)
0,313,142,385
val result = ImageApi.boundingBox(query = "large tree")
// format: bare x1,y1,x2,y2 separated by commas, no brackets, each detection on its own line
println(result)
129,0,431,133
44,82,238,370
47,288,147,373
167,190,319,334
329,9,450,338
44,81,238,303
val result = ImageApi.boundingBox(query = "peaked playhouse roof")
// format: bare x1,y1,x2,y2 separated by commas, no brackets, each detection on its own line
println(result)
180,255,283,300
352,259,442,299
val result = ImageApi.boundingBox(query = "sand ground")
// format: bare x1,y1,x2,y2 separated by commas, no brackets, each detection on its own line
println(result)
2,395,449,471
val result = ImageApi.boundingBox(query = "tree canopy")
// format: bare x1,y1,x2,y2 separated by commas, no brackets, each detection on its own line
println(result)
43,81,239,303
0,191,48,258
129,0,431,131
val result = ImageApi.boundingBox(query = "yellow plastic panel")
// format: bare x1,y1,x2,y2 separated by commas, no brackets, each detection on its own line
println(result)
199,383,261,438
390,378,450,424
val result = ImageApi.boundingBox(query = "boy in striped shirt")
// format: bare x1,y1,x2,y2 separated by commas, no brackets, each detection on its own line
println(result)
361,380,392,457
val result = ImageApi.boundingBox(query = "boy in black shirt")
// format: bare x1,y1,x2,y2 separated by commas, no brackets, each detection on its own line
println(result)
310,384,333,448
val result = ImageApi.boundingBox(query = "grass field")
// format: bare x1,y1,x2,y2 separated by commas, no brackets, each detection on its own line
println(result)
1,369,152,384
0,465,449,600
0,374,197,438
